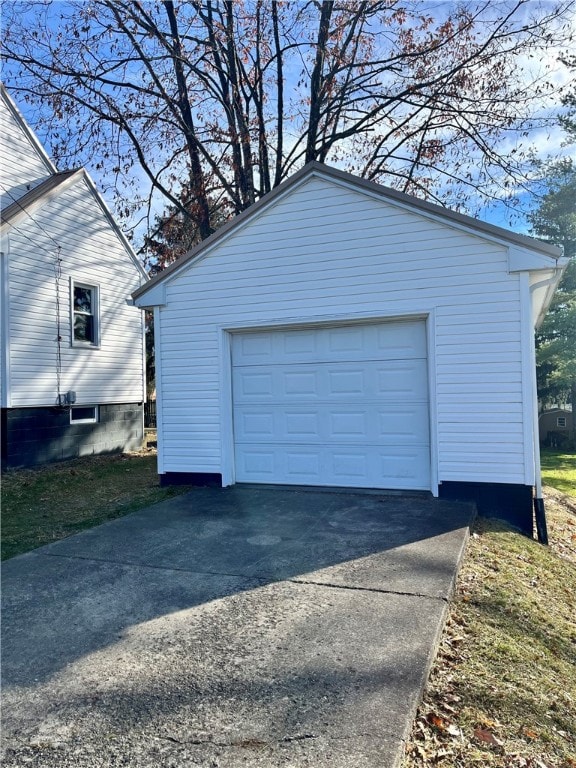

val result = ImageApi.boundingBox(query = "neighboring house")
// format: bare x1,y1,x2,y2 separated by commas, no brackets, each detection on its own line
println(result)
0,84,148,469
539,409,574,447
133,162,567,535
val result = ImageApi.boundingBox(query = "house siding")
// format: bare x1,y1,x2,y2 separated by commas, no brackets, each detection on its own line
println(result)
0,90,53,208
5,177,146,408
154,175,526,487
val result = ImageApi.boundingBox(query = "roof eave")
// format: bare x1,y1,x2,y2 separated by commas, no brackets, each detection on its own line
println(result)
0,170,83,228
132,161,563,304
0,82,58,176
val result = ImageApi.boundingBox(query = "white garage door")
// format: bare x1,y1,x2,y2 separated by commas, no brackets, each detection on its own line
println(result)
231,320,430,490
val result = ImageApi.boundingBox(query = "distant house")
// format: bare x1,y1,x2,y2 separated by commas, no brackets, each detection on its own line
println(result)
133,162,568,535
0,84,148,469
539,409,574,448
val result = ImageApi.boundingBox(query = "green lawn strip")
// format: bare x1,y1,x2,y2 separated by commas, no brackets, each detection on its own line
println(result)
404,512,576,767
541,450,576,498
1,453,191,560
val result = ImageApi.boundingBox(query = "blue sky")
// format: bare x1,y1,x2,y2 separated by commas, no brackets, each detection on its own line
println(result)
3,0,574,243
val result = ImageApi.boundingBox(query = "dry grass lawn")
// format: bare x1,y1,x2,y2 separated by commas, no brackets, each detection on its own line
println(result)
403,468,576,768
1,450,190,560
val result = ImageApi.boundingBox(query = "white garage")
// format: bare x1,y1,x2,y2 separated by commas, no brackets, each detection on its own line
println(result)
133,161,566,536
232,321,430,489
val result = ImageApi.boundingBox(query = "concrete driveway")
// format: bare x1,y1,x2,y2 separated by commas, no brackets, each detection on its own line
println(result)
2,485,474,768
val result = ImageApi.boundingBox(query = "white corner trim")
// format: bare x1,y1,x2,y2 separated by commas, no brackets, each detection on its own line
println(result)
140,308,147,404
0,237,11,407
219,329,235,487
153,307,165,475
426,310,439,496
519,272,536,487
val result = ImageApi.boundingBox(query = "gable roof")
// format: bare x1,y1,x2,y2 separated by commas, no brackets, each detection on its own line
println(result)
133,161,563,303
0,82,57,176
1,84,148,282
0,170,80,226
1,165,148,281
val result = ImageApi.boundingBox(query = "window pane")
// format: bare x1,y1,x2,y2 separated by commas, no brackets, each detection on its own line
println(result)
74,313,94,342
74,286,93,313
70,406,97,423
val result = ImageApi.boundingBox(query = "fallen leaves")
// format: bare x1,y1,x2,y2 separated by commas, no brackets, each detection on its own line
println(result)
473,727,503,748
402,489,576,768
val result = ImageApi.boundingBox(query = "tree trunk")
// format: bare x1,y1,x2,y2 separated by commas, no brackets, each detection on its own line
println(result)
305,1,333,164
164,0,213,240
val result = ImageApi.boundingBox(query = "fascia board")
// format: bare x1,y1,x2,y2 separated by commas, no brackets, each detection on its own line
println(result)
316,163,563,258
508,245,563,273
0,170,84,231
134,281,166,308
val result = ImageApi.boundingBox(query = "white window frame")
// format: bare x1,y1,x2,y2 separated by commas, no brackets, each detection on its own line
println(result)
557,416,567,428
70,405,99,424
71,279,100,347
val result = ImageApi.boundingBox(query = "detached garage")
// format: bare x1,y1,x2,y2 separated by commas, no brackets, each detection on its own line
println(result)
133,162,567,535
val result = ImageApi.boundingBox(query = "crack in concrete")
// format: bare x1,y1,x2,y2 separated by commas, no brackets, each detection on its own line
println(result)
39,553,448,602
155,733,319,747
155,731,384,748
40,551,269,582
287,577,448,602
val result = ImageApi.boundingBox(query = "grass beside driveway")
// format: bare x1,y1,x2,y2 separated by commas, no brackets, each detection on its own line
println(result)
1,451,190,561
541,449,576,498
404,458,576,767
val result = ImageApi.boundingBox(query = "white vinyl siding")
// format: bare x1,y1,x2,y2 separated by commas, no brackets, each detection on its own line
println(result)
0,92,53,208
6,177,146,407
155,174,525,486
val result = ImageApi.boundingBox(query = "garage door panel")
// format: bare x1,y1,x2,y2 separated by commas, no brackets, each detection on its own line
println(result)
234,404,429,445
376,405,429,443
232,320,426,365
375,323,427,358
233,361,428,403
376,361,428,399
232,321,430,490
234,444,430,489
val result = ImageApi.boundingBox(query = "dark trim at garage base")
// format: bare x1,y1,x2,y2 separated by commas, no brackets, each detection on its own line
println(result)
160,472,222,487
439,482,533,536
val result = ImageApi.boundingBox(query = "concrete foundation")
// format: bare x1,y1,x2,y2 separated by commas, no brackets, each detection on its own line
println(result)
1,403,143,469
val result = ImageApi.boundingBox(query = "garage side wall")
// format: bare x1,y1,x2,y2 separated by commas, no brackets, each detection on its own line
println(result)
155,175,526,490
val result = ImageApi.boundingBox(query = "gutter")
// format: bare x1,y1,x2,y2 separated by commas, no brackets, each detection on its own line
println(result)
532,256,570,329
